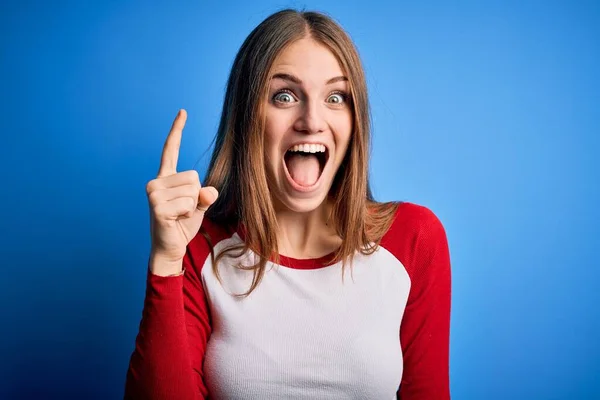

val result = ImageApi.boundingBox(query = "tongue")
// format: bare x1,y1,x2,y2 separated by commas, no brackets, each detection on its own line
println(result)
287,153,321,186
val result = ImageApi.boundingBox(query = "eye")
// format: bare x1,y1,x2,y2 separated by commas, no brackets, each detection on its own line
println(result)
273,90,297,104
327,91,348,105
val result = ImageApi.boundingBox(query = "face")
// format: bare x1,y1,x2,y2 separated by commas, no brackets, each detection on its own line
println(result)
264,37,353,214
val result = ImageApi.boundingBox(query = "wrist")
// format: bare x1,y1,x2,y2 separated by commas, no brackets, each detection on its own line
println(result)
149,251,184,276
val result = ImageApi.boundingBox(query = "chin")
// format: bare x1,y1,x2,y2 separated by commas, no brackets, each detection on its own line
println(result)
277,192,329,214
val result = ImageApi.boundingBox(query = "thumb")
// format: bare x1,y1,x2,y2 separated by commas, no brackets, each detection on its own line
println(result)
197,186,219,212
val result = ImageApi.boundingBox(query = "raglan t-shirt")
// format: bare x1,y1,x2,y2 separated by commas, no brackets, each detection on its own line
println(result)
124,202,451,399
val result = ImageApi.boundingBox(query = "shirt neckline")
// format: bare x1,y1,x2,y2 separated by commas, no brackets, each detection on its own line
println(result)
272,251,338,270
234,224,339,270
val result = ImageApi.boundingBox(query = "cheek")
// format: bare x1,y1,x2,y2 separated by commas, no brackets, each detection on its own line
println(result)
264,112,290,165
333,113,353,153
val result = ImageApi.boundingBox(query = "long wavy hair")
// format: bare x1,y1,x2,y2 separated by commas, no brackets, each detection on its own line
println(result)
201,9,399,296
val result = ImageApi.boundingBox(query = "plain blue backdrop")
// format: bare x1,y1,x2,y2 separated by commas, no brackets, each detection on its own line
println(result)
1,1,598,399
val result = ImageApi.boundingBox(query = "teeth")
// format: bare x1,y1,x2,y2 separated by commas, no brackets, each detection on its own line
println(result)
288,144,326,153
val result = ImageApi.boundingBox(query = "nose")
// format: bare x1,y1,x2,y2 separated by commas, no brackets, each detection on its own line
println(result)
293,99,327,134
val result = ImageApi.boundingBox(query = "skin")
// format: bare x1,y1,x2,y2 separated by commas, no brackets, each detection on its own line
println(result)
147,37,353,275
264,37,353,259
146,109,219,276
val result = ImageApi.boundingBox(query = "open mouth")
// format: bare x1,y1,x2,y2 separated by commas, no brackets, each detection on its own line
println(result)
283,143,329,188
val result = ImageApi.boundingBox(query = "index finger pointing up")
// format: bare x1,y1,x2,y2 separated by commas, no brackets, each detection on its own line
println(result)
158,109,187,178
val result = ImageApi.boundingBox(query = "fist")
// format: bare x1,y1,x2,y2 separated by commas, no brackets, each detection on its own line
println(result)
146,109,218,271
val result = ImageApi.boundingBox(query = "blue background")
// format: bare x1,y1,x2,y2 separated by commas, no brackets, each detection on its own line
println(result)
1,1,598,399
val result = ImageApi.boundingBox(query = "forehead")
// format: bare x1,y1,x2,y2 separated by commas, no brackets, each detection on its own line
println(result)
271,38,345,82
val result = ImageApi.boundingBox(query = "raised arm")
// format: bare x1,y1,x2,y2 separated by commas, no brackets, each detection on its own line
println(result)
124,253,212,399
124,109,218,399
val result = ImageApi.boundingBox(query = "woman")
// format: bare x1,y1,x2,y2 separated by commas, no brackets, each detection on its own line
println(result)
125,9,451,400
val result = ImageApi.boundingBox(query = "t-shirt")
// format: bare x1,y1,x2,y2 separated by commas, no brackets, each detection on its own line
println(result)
124,202,451,399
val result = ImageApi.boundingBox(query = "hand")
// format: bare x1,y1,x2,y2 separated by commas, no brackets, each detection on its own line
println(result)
146,109,218,271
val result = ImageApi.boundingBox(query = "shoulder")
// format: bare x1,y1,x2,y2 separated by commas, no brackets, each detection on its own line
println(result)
379,202,450,277
382,202,447,244
185,217,239,271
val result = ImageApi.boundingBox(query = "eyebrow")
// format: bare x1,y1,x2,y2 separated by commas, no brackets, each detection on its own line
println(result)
271,73,348,85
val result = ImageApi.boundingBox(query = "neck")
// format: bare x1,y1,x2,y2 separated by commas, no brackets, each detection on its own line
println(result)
274,200,342,259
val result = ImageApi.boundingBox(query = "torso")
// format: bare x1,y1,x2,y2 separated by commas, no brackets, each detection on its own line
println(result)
187,202,433,399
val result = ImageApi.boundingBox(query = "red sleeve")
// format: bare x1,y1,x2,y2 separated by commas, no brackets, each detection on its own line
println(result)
124,243,212,399
383,203,452,400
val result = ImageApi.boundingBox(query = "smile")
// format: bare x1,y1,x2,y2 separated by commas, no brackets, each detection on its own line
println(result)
283,142,330,192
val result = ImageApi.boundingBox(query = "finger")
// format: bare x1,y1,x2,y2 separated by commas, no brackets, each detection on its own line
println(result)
184,186,218,219
196,186,219,212
154,197,196,221
147,170,200,193
157,109,187,178
148,184,200,206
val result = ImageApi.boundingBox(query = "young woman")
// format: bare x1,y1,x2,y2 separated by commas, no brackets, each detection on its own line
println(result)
125,9,451,400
